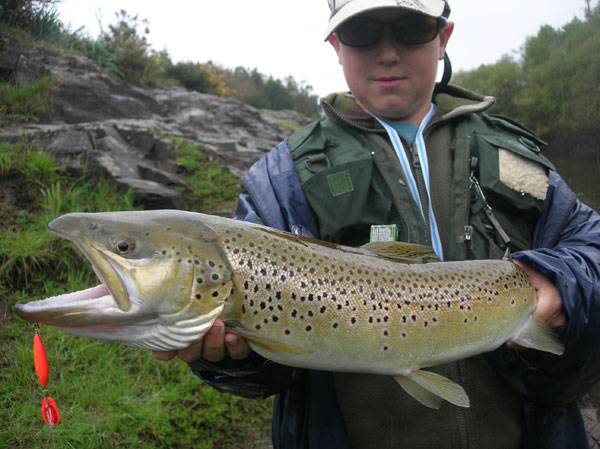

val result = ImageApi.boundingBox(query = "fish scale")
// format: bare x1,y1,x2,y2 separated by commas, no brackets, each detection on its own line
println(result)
15,210,564,408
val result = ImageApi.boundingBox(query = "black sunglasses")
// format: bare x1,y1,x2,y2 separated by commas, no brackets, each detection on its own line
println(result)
336,14,444,48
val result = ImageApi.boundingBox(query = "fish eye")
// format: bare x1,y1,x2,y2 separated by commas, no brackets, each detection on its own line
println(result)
115,239,135,254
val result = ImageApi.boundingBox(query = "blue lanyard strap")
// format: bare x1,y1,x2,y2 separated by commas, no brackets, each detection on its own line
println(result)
370,105,444,260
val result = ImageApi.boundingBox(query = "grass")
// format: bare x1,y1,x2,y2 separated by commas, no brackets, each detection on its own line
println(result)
172,137,242,214
0,141,273,448
0,76,54,123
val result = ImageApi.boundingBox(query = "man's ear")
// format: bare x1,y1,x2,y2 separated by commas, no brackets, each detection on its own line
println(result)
328,33,341,53
438,22,454,59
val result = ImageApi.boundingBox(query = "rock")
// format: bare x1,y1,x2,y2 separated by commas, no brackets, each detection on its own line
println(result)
0,41,312,211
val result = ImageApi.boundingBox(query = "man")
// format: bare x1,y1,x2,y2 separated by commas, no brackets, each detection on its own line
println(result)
154,1,600,447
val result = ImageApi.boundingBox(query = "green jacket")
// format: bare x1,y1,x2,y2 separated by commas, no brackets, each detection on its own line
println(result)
287,86,554,448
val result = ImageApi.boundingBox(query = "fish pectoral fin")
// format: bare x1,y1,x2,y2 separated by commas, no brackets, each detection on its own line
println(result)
394,370,470,409
224,321,312,355
511,316,564,355
362,242,439,264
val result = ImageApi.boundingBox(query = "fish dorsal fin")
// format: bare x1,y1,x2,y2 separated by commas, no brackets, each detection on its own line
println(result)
224,321,312,355
394,369,470,408
362,242,440,264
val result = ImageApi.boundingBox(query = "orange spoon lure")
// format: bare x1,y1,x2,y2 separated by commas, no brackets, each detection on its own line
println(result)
33,326,60,426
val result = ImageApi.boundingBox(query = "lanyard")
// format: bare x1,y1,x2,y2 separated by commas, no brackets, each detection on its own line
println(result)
370,105,444,260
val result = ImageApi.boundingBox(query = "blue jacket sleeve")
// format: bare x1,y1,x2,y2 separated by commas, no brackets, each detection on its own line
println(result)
489,171,600,404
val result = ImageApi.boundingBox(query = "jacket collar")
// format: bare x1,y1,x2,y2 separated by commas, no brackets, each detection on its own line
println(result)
320,84,496,132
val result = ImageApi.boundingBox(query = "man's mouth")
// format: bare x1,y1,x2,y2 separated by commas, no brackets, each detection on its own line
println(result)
374,77,405,89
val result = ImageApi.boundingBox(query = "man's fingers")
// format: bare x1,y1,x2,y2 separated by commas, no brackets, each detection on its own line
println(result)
153,350,177,361
225,333,251,360
202,319,226,362
153,318,251,363
176,339,205,363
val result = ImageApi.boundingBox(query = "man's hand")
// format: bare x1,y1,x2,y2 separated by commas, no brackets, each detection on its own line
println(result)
152,318,251,363
514,260,567,328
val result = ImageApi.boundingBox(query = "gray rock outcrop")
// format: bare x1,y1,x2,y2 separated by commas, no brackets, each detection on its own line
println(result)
0,39,312,210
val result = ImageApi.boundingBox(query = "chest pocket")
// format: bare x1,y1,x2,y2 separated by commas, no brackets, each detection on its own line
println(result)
466,114,555,258
290,121,399,246
301,158,394,245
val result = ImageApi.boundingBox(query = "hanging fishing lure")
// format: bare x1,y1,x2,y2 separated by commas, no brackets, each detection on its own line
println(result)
33,325,60,427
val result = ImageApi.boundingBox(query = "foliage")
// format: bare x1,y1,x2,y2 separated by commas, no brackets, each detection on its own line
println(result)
167,61,232,97
452,1,600,156
0,75,53,123
220,66,320,116
0,141,273,447
172,137,242,214
0,0,63,39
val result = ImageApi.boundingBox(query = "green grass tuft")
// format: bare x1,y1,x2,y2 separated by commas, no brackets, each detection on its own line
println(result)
0,76,54,123
172,137,242,214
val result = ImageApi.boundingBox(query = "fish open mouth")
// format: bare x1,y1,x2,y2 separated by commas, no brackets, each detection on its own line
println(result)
14,275,147,327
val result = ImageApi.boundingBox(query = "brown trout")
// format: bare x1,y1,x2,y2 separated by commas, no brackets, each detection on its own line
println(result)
15,210,564,408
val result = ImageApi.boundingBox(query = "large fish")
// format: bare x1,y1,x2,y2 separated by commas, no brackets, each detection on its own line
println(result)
15,210,564,409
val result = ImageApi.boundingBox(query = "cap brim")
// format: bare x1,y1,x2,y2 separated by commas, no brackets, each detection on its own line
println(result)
324,0,446,40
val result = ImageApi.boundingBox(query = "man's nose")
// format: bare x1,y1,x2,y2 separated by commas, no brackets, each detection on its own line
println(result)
375,28,402,64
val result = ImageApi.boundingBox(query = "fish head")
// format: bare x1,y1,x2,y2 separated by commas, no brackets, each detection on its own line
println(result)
15,211,234,350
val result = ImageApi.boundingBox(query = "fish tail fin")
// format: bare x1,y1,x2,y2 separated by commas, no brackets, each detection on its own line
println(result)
394,370,470,409
512,316,565,355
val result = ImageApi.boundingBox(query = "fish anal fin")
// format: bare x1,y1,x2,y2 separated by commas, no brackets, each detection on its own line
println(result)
224,321,312,355
394,369,470,408
512,316,564,355
394,375,443,409
362,242,439,264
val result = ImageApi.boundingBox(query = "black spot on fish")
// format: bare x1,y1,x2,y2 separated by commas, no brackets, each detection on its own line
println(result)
212,291,219,297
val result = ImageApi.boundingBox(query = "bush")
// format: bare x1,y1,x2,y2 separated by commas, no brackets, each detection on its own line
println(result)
167,61,231,96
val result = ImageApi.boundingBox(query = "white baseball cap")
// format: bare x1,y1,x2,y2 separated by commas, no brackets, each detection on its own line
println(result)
324,0,449,40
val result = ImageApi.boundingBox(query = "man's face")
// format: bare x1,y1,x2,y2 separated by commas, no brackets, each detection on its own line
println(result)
329,8,454,124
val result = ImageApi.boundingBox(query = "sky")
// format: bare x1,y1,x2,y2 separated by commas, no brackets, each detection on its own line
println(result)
55,1,589,98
